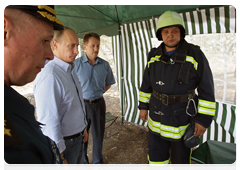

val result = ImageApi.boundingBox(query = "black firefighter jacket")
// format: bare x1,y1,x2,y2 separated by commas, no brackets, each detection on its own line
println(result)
138,39,216,141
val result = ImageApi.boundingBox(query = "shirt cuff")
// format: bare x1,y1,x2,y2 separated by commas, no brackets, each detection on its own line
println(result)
57,138,66,153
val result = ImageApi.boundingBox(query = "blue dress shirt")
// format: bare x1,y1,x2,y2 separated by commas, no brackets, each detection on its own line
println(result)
33,56,87,153
74,54,116,100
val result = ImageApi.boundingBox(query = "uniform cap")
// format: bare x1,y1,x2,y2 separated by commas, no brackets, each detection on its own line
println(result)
6,5,64,30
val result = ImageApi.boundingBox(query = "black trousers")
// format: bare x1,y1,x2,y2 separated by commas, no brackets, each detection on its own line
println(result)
148,131,192,164
84,97,106,164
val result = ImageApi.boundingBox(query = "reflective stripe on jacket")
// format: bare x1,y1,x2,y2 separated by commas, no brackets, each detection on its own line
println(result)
138,39,216,140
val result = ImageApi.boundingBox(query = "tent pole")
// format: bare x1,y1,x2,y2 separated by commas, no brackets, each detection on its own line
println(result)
118,23,125,125
114,5,125,125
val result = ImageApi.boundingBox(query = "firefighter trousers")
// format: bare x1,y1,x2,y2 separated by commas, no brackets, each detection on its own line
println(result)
148,131,192,164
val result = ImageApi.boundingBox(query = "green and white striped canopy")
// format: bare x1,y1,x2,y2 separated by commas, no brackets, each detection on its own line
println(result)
112,5,236,132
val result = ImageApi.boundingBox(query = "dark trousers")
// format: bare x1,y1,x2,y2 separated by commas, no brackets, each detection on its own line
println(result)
84,97,106,164
63,134,84,164
148,131,192,164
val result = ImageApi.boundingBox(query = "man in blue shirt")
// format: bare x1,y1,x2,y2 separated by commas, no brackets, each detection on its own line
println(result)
74,32,115,164
34,27,88,164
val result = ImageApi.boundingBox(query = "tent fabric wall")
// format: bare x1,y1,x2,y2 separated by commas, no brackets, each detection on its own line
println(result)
200,102,236,144
112,6,236,131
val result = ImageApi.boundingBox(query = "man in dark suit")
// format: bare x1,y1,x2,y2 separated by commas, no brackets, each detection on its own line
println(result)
4,5,65,164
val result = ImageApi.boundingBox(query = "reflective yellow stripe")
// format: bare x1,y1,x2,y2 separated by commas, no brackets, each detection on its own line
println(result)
199,99,216,109
148,155,169,164
198,99,216,116
198,107,215,116
186,56,198,70
148,55,198,70
148,55,161,68
139,91,151,103
148,116,189,139
139,98,149,103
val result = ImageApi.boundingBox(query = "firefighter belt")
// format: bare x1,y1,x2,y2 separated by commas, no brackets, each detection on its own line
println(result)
152,90,195,106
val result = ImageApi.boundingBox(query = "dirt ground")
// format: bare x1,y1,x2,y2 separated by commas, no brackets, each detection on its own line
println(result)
24,82,197,164
83,86,206,170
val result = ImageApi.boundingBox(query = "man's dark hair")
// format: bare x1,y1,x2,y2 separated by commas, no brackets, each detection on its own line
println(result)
83,32,100,44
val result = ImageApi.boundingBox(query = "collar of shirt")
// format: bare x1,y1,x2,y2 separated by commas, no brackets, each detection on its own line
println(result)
52,56,75,73
166,49,176,56
82,54,102,65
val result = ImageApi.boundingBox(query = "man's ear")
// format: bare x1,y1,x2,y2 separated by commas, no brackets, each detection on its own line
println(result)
52,40,58,50
83,44,86,50
4,15,11,46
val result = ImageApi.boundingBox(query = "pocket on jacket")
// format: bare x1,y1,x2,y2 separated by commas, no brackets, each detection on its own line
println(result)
173,107,192,126
149,96,160,113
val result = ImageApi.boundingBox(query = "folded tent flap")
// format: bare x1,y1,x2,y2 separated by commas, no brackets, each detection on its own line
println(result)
191,140,236,164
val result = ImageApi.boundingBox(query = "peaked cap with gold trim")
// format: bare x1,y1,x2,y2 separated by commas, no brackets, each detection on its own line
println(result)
6,5,64,30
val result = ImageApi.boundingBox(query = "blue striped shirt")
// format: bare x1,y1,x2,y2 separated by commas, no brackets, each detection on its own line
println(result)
33,56,87,153
74,54,115,100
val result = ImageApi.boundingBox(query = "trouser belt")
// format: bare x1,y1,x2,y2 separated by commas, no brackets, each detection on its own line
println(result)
63,131,84,140
84,97,103,104
152,90,195,106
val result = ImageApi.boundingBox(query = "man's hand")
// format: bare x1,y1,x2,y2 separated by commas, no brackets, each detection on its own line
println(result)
84,130,88,143
105,85,111,92
60,152,68,164
63,158,68,170
194,122,206,137
140,110,148,122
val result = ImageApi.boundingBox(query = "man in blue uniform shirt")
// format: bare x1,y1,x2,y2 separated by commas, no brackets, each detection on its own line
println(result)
4,5,64,163
34,27,88,164
74,32,115,164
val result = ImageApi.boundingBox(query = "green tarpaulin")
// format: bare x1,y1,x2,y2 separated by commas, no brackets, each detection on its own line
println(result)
191,140,236,164
55,5,224,38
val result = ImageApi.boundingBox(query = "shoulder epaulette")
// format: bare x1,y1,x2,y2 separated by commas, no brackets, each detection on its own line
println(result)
4,110,24,147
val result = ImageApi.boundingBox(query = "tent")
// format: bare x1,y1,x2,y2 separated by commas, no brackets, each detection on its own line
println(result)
55,5,223,38
55,5,236,145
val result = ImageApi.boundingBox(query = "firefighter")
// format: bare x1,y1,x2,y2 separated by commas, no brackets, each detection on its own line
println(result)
138,11,216,164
